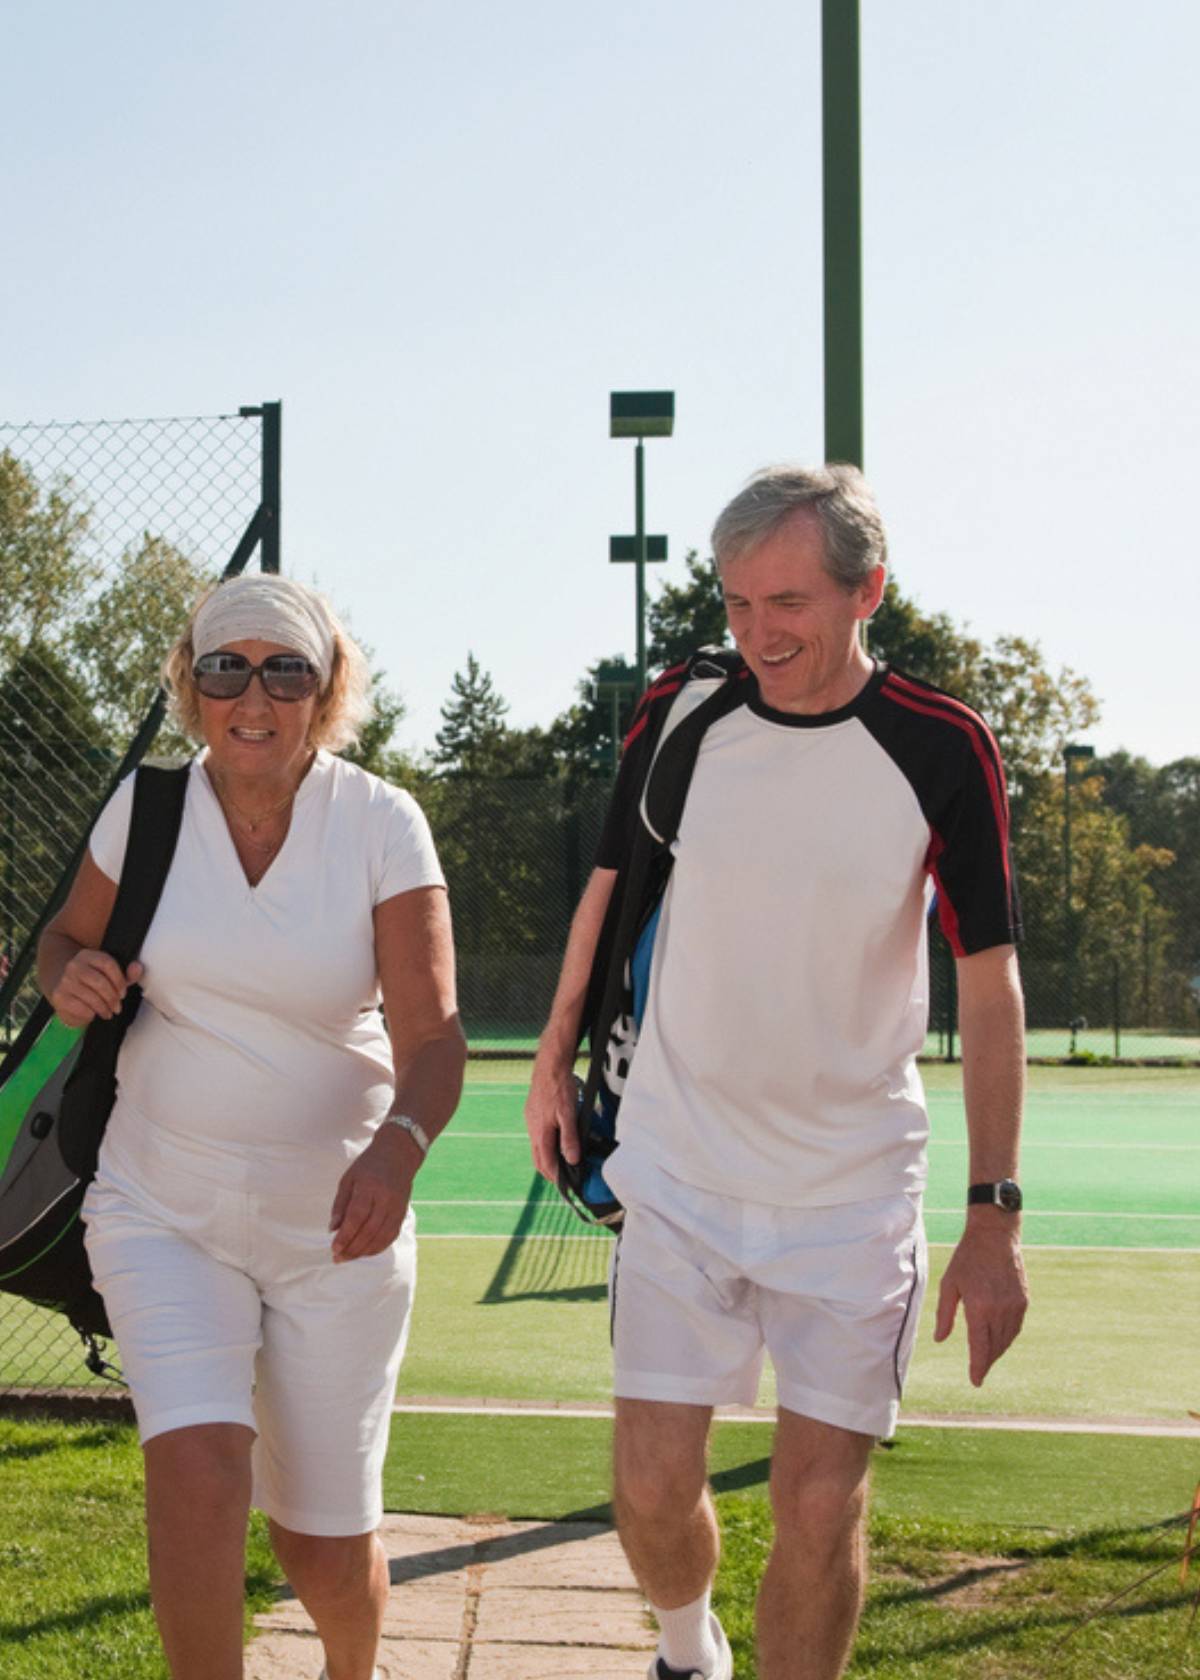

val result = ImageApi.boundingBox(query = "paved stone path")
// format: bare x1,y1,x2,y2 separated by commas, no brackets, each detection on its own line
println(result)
245,1512,655,1680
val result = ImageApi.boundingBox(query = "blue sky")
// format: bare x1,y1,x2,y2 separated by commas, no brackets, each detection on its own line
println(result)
2,0,1194,764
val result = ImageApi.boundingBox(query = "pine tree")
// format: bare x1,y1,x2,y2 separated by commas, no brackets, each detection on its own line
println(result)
432,652,510,776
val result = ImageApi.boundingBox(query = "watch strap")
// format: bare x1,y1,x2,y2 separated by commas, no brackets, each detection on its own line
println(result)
967,1180,1022,1211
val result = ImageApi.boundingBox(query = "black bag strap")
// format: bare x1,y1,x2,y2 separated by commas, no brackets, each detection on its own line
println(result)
100,764,192,969
0,765,190,1087
0,997,53,1086
578,669,750,1118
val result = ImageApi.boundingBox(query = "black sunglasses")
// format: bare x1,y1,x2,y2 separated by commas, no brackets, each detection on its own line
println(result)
193,652,319,702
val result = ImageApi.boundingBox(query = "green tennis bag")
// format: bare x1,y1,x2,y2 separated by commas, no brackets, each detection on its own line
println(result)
0,764,189,1345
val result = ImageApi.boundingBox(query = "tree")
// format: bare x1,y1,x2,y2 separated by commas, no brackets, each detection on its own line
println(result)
1014,770,1178,1030
955,635,1100,823
70,533,214,752
647,550,730,671
867,579,978,692
1093,750,1200,1007
422,658,582,1034
431,652,510,777
0,451,94,657
0,641,112,1003
539,656,640,781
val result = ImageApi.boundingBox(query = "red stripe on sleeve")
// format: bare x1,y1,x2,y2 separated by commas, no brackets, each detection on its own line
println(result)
925,830,966,957
881,679,1012,896
885,672,1010,822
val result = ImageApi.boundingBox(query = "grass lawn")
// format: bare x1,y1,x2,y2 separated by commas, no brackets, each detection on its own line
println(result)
4,1413,1198,1679
381,1412,1200,1532
0,1418,280,1680
719,1502,1200,1680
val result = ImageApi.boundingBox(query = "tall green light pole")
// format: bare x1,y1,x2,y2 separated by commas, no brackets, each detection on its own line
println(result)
1063,742,1095,1049
823,0,863,468
610,392,675,696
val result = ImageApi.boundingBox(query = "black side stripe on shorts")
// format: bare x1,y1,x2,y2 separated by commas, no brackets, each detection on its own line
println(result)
608,1230,623,1348
891,1237,922,1398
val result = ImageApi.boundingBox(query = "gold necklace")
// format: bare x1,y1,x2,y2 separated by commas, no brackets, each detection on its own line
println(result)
209,772,297,836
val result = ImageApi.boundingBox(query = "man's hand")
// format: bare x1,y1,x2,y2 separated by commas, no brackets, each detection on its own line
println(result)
50,951,143,1029
525,1065,580,1183
934,1217,1029,1387
329,1125,419,1262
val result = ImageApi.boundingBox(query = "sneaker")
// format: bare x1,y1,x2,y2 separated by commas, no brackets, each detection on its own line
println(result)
648,1613,733,1680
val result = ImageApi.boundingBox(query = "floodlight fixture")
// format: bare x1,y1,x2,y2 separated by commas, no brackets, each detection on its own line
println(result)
610,391,675,439
610,535,668,564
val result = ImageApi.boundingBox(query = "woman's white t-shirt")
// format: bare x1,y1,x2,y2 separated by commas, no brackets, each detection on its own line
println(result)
88,750,445,1186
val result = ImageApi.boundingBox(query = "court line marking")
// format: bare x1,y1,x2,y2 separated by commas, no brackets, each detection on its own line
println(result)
414,1199,1199,1221
440,1132,1200,1150
389,1400,1200,1439
414,1233,1200,1254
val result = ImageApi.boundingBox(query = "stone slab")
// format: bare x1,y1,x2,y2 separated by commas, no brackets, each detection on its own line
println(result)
473,1586,654,1648
257,1580,463,1641
480,1525,639,1590
244,1628,458,1680
466,1645,652,1679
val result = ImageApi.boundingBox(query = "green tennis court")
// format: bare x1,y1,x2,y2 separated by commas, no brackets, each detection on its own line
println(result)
387,1059,1200,1427
2,1063,1196,1423
414,1062,1200,1251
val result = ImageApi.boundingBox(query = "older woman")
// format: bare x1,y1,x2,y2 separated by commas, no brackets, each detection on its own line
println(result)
38,574,465,1680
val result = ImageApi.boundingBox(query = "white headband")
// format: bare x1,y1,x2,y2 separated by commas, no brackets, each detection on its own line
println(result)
192,575,336,686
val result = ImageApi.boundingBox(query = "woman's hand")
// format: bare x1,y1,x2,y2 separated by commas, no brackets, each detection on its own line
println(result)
328,1124,421,1262
50,951,144,1029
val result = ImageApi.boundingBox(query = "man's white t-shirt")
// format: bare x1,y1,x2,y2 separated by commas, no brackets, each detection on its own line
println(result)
596,664,1018,1210
88,750,444,1186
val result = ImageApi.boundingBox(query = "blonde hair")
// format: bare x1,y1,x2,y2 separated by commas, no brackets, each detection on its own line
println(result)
162,579,372,752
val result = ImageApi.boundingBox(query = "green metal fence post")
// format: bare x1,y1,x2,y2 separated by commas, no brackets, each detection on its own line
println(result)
822,0,863,469
260,400,282,573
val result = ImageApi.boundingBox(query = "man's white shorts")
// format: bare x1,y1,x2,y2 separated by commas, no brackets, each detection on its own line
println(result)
606,1158,926,1438
82,1120,415,1537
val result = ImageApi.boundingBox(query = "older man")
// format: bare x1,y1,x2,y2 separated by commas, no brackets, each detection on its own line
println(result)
526,464,1027,1680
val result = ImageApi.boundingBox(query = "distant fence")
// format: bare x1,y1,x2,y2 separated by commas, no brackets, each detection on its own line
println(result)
0,405,278,1405
0,405,278,1041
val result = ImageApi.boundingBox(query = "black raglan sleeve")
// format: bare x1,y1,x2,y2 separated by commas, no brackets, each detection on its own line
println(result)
863,671,1022,957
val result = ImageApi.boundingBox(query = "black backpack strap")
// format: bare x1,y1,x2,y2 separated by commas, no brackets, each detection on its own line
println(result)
579,669,750,1113
100,764,192,968
55,763,191,1182
0,996,53,1086
641,668,750,846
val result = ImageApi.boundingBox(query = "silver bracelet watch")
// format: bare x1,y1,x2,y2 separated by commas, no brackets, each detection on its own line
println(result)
385,1113,431,1156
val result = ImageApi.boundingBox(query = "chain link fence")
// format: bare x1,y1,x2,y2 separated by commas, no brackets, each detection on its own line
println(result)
0,406,276,1404
0,407,275,1043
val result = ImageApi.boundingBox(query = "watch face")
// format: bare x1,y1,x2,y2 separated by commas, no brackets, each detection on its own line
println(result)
996,1179,1023,1212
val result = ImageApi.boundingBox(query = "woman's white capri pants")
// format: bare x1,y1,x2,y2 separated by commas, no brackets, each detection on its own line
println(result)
83,1121,415,1537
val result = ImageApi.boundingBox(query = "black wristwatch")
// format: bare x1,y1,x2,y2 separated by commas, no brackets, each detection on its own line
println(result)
968,1179,1023,1213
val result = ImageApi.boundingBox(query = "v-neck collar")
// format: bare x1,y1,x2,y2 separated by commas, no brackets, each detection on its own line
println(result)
196,749,328,892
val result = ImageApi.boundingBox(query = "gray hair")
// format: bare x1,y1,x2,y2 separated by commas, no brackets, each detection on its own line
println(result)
711,463,887,590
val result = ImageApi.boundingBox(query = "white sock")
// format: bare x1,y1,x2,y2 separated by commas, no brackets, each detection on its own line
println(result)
651,1592,719,1675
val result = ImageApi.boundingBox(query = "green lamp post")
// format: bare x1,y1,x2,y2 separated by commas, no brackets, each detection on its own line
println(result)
609,392,675,696
1063,742,1095,1050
